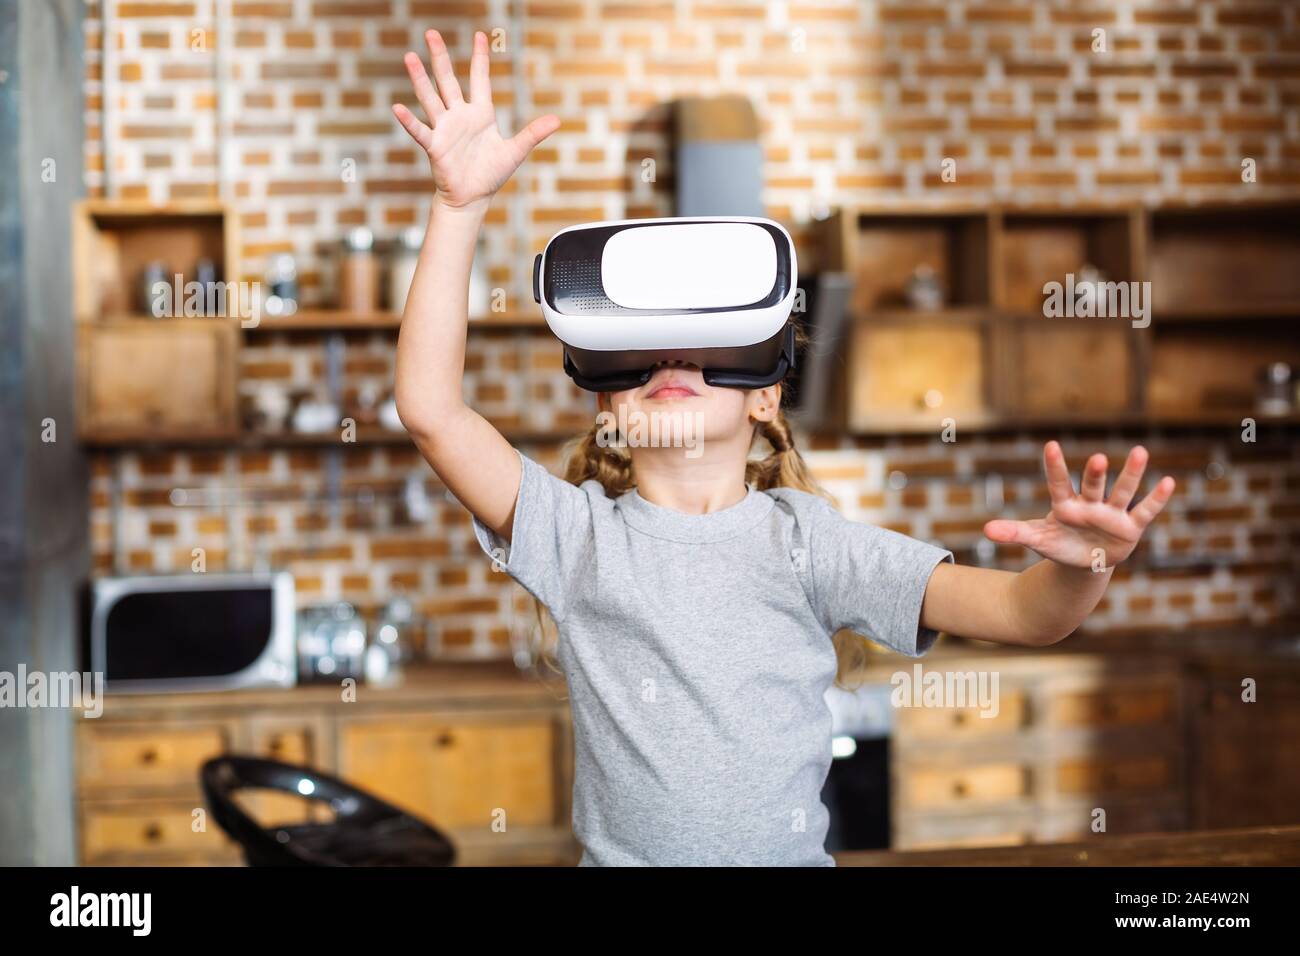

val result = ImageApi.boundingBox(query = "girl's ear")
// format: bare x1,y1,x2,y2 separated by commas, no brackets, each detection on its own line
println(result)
748,383,782,424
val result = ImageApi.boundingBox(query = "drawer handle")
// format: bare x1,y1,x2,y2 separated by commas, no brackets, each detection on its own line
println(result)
952,711,968,727
139,748,159,765
268,736,284,754
951,780,970,799
433,732,456,748
142,823,163,843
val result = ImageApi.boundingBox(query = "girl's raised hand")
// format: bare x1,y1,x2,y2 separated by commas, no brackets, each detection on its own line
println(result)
392,29,560,210
983,441,1176,570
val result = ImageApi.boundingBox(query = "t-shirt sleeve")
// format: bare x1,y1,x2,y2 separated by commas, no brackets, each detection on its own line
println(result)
805,499,954,657
470,448,596,622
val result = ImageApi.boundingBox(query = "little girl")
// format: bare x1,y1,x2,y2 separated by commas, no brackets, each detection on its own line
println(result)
391,30,1176,866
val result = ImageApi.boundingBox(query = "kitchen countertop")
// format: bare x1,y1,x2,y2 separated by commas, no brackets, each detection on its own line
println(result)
84,621,1300,718
835,824,1300,866
902,621,1300,665
83,660,567,718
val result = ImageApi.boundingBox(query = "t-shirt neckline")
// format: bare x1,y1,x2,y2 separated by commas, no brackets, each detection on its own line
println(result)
615,483,775,543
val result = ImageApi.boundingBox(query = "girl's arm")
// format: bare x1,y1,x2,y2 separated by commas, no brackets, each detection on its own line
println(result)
390,29,559,542
919,441,1176,646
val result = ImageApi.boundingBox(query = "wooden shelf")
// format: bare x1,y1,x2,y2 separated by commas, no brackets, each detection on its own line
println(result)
245,309,547,333
856,307,992,323
993,207,1138,313
1150,202,1300,315
83,424,577,449
817,200,1300,433
1154,302,1300,322
833,412,1300,436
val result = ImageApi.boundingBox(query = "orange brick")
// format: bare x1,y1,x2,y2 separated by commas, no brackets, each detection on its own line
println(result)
117,3,197,16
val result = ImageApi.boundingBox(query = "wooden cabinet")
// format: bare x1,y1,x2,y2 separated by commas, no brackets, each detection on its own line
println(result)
76,318,239,441
77,719,242,865
1189,662,1300,829
889,658,1188,850
845,320,991,430
73,669,578,866
73,201,243,444
816,200,1300,432
339,714,557,830
1005,325,1135,418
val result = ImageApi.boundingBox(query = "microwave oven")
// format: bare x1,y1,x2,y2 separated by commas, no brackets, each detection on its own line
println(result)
88,572,297,693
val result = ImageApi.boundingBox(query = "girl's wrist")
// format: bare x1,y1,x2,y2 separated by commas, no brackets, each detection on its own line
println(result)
432,193,491,218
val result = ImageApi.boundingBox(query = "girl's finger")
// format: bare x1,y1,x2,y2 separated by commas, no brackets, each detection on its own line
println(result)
392,103,433,150
1107,445,1148,511
1080,452,1108,503
425,29,465,107
1042,441,1076,507
1129,476,1176,527
509,113,561,160
983,518,1032,545
403,51,444,121
468,30,492,104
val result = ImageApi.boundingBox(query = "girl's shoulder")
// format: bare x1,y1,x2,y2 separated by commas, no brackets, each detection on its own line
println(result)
758,485,842,533
760,484,838,514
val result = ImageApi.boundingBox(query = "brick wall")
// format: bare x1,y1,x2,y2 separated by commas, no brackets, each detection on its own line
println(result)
91,430,1300,657
83,1,1300,657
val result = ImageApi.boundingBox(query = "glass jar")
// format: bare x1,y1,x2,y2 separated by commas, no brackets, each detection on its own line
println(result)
387,226,424,315
264,253,298,317
338,226,379,313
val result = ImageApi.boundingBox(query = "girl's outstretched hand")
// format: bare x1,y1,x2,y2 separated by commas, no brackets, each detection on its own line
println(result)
983,441,1176,570
392,29,560,209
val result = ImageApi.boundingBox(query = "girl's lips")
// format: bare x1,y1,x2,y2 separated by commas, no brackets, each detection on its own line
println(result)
646,385,698,399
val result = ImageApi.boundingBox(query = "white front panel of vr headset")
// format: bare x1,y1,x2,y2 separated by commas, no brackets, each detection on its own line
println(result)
540,216,797,352
601,222,776,309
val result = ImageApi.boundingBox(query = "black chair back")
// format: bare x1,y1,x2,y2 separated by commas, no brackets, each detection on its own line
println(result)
201,755,456,867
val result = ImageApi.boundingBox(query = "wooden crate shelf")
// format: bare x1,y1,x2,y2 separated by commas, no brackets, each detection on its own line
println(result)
73,200,557,447
245,309,547,333
816,199,1300,434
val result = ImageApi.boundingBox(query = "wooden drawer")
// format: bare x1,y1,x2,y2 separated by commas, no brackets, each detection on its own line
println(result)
895,690,1029,740
80,722,231,790
1049,684,1175,729
339,714,556,830
81,801,236,863
76,318,238,441
847,321,988,428
1008,325,1134,416
254,726,314,765
900,763,1031,809
894,811,1034,851
1055,755,1173,796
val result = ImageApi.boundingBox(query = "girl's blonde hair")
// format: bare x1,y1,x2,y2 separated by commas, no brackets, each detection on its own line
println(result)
525,355,879,690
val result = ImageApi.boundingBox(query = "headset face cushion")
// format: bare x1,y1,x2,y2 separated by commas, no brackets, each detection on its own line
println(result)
561,323,795,393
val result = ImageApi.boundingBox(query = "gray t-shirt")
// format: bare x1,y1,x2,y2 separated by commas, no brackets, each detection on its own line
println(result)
472,449,953,866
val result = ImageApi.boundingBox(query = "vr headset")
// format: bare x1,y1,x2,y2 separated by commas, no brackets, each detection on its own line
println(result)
532,216,798,392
